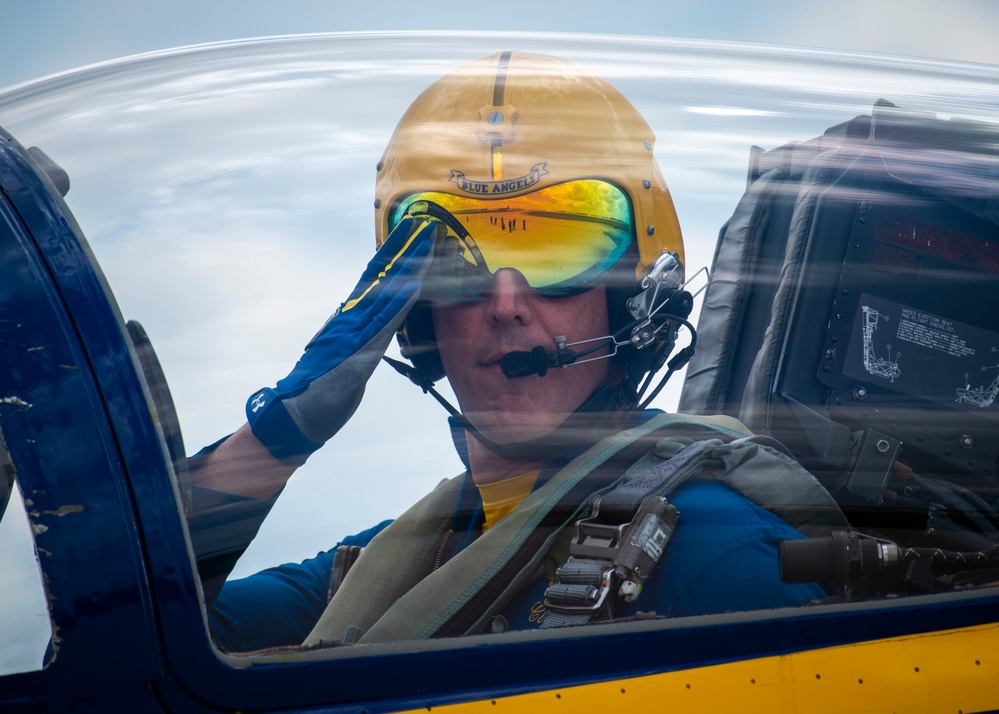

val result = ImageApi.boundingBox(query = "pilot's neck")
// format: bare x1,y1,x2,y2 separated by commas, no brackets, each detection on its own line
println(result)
466,435,544,486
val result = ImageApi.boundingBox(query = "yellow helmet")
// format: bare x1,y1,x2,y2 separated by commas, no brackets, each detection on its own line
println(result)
375,51,686,385
375,51,683,274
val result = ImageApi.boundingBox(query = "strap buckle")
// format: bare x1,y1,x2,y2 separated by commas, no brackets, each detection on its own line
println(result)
541,503,643,613
572,494,679,581
543,495,680,617
543,562,616,613
572,516,631,561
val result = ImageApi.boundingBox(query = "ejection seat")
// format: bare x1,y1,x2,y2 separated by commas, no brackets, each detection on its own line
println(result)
679,100,999,563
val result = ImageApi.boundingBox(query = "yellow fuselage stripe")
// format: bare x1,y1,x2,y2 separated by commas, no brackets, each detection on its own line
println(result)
405,622,999,713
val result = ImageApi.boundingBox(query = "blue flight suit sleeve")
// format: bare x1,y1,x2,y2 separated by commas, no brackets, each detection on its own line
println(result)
641,480,826,616
208,519,392,652
186,438,282,605
188,484,279,606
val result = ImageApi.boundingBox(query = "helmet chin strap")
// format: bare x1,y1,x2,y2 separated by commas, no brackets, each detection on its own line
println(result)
382,355,637,462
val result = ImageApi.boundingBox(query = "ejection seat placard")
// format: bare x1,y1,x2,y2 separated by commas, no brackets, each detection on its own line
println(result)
842,294,999,418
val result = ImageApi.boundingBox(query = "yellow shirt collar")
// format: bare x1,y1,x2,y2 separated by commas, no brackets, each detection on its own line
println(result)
477,469,541,531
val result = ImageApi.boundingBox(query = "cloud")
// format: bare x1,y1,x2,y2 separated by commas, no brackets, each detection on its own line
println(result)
773,0,999,65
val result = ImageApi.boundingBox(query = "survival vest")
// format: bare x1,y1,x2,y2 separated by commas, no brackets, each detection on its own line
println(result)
302,412,847,647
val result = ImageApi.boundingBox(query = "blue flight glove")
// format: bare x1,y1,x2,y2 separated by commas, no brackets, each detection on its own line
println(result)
246,217,439,465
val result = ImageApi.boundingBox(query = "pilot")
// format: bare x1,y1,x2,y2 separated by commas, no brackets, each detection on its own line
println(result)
192,51,842,652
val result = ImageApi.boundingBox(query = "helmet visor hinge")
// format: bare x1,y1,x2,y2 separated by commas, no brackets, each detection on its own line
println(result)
477,104,518,144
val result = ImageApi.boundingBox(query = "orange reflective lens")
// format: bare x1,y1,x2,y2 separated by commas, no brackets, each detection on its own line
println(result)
390,180,633,300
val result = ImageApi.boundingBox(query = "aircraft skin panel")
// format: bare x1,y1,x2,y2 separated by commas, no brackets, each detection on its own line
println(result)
402,622,999,713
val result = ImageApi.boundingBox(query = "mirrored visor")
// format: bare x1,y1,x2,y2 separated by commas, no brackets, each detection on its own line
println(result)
390,180,634,300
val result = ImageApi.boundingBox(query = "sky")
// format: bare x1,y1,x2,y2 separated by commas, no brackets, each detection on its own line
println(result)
3,0,999,93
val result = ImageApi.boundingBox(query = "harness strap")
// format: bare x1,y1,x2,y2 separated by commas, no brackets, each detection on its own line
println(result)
541,434,849,628
428,419,690,639
542,439,716,628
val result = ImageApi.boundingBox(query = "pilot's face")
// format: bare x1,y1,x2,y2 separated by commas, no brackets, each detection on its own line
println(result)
431,269,612,447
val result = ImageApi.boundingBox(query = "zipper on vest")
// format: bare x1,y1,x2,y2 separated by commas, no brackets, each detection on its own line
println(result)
433,529,455,572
